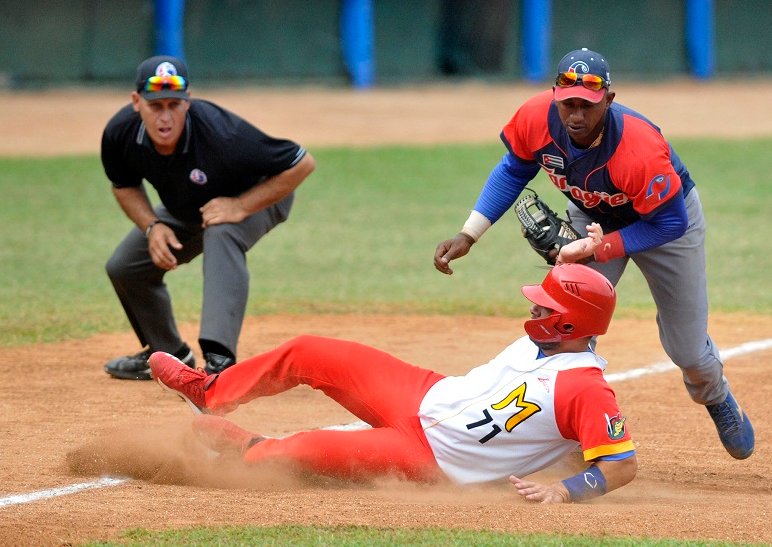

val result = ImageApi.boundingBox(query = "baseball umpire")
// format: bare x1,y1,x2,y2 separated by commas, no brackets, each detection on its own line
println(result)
101,55,315,380
433,48,754,460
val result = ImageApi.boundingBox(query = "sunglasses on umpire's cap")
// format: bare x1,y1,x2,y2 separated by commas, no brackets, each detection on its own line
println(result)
135,55,190,101
553,48,610,104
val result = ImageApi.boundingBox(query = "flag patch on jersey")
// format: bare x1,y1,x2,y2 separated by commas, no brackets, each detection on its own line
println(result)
605,412,626,440
542,154,564,170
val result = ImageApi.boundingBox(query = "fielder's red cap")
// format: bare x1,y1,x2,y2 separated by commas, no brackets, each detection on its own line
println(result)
553,48,611,104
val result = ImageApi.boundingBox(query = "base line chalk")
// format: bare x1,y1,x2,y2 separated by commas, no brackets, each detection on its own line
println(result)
0,477,127,508
605,338,772,383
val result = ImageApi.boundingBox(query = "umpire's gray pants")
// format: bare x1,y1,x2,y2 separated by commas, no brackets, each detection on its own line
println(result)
105,194,293,359
567,188,727,406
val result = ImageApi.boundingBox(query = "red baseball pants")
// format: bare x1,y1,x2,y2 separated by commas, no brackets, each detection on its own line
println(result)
205,335,446,481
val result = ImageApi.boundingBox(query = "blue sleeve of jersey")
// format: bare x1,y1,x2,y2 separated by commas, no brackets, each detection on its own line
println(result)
618,192,688,254
473,153,541,223
597,450,636,461
668,145,696,195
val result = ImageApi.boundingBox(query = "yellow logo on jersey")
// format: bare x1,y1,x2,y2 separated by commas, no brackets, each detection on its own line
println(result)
492,383,542,432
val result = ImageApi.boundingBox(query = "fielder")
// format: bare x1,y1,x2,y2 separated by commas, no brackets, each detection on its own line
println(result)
151,264,637,503
433,48,754,460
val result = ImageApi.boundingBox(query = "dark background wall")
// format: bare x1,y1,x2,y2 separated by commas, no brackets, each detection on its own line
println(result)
0,0,769,88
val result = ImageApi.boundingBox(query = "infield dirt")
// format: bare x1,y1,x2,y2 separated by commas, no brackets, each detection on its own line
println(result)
1,81,770,546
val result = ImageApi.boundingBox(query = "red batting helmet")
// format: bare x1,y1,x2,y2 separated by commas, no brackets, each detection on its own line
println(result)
521,264,616,343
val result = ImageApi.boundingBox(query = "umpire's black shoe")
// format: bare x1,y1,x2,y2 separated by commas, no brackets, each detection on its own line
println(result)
105,345,195,381
204,352,236,375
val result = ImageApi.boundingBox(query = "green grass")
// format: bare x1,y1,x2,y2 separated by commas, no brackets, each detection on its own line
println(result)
85,524,761,546
1,139,770,346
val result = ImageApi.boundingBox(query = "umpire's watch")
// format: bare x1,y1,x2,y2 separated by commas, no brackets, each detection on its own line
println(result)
144,219,163,237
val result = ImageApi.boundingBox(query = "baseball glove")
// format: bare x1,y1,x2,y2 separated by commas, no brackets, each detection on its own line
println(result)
514,189,581,265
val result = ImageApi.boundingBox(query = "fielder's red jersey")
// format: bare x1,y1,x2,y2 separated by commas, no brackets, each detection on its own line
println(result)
501,90,693,231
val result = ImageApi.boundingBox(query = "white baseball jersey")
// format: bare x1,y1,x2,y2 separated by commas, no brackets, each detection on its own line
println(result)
418,336,634,485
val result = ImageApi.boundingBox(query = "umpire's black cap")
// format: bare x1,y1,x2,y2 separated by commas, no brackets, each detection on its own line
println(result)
135,55,190,101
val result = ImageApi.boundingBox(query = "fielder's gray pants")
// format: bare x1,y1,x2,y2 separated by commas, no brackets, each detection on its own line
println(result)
105,194,293,359
567,188,727,406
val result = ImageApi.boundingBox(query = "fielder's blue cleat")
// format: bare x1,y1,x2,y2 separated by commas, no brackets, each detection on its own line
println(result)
706,391,754,460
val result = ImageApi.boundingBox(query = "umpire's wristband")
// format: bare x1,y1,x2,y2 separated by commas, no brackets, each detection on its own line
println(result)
144,219,164,238
561,464,608,502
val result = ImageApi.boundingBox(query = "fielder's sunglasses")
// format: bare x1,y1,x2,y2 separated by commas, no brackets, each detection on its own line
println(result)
140,75,188,92
555,71,608,92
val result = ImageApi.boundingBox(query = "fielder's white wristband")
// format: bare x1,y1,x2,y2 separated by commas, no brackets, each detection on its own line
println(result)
460,210,492,242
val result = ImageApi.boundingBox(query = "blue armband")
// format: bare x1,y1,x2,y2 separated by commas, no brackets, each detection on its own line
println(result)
562,464,608,502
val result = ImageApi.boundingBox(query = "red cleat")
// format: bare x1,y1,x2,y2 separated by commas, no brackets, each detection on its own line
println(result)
149,351,216,415
192,414,264,455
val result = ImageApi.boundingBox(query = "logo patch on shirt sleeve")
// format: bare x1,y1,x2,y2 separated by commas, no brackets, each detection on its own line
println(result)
645,174,670,202
605,412,626,440
189,168,208,185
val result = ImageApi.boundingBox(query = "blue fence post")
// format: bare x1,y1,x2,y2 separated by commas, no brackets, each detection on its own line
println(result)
155,0,186,59
340,0,374,88
521,0,551,81
685,0,714,79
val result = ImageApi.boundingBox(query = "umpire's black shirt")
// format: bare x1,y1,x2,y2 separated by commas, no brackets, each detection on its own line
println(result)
101,99,306,223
